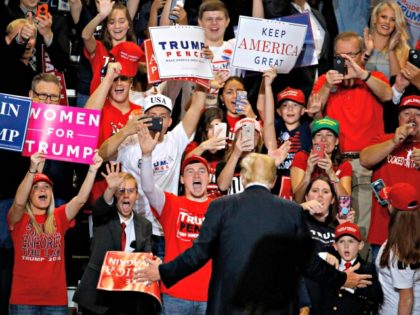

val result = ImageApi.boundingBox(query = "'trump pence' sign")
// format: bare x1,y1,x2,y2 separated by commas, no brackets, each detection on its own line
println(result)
232,16,307,73
22,103,101,164
149,26,213,80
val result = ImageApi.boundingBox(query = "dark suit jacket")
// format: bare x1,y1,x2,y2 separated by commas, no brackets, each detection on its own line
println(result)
321,256,383,315
73,196,153,314
159,186,347,315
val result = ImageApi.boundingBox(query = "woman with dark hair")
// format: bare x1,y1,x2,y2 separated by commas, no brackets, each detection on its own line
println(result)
218,76,259,141
291,116,352,203
183,108,228,197
377,182,420,315
300,176,354,315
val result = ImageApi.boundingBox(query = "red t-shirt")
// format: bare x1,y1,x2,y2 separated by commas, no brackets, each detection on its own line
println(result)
226,115,241,143
8,205,74,305
84,40,111,95
367,134,420,245
312,72,389,152
291,151,352,179
97,99,141,148
157,193,212,301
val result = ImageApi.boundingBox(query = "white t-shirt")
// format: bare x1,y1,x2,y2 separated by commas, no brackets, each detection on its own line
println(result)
117,122,192,235
376,242,420,315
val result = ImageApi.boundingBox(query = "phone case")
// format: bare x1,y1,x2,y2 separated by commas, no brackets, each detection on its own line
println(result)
241,123,254,150
333,56,345,74
214,123,227,139
370,179,388,206
338,196,351,219
312,143,325,159
169,0,185,21
236,91,247,114
408,49,420,68
36,3,49,17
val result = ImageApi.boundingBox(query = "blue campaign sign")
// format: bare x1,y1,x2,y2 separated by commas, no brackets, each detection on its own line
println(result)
0,93,32,152
275,12,316,68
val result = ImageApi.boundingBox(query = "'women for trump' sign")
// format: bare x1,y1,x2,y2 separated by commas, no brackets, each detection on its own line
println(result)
22,103,101,164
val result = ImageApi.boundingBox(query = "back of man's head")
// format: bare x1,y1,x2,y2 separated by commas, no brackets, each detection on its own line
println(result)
240,153,276,188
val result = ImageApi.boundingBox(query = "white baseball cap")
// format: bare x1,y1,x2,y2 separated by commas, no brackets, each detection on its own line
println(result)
143,94,173,115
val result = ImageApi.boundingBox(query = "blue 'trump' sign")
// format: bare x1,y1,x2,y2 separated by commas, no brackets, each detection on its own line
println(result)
0,93,32,152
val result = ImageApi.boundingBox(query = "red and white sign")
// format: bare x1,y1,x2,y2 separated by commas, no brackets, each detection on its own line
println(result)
22,102,101,164
232,16,307,73
144,39,210,89
149,26,213,80
97,251,161,305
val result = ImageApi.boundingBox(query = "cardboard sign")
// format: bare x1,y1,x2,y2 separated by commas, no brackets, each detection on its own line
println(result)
149,26,213,80
97,251,161,305
144,39,210,89
22,103,101,164
232,16,307,73
0,93,32,152
274,12,317,68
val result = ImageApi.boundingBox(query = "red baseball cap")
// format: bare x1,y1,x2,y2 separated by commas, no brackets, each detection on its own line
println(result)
32,173,53,186
182,155,210,174
334,222,362,241
380,182,419,211
276,87,305,107
110,42,144,78
398,95,420,111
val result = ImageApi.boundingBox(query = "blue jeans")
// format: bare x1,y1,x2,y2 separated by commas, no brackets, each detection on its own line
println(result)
162,294,207,315
152,235,165,261
10,305,67,315
371,244,381,264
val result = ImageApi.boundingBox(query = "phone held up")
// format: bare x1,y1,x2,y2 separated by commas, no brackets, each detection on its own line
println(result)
168,0,185,23
370,178,388,206
408,49,420,68
333,56,345,75
241,123,254,150
235,91,247,114
311,143,325,159
338,196,351,220
36,3,49,17
214,122,227,149
139,116,163,133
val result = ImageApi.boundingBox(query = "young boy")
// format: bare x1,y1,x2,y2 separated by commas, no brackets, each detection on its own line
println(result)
321,222,383,315
263,84,312,198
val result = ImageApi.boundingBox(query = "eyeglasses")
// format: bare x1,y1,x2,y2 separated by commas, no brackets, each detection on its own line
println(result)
33,91,60,103
117,188,137,195
334,50,361,58
113,76,132,82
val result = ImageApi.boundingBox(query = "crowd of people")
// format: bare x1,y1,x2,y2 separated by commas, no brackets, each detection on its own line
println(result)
0,0,419,314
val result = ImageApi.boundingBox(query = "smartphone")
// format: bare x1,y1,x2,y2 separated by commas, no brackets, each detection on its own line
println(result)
371,178,388,206
408,49,420,68
214,123,227,149
168,0,185,23
139,116,163,132
338,196,351,220
311,143,325,159
333,56,345,75
36,3,49,17
235,91,247,114
241,123,254,150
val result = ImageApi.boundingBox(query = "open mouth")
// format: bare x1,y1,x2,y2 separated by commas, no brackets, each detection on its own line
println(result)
38,194,48,201
193,180,203,189
408,121,417,128
121,201,131,211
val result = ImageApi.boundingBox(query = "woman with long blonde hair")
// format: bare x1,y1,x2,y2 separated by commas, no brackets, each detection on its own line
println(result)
364,0,410,78
7,152,102,314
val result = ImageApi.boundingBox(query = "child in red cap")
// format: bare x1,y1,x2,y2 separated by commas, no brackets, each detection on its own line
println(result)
320,222,383,315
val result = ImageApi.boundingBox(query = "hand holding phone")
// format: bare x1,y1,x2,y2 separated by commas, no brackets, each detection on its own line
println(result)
36,3,49,17
311,143,325,159
139,116,163,132
333,56,345,75
241,123,254,151
168,0,185,22
235,91,247,114
338,196,351,220
214,123,227,149
371,179,388,206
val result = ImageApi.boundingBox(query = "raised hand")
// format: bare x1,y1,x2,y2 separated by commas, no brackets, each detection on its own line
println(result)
101,162,124,191
137,123,160,156
90,151,103,171
306,93,322,117
97,0,115,19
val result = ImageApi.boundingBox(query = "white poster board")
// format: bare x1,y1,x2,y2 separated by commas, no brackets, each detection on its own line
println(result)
149,26,213,80
232,16,307,73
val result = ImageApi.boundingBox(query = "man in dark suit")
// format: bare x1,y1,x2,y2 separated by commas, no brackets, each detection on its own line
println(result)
73,164,158,315
136,153,373,315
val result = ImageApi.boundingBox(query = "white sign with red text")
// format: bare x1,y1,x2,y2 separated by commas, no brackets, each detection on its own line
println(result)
149,26,213,79
232,16,307,73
